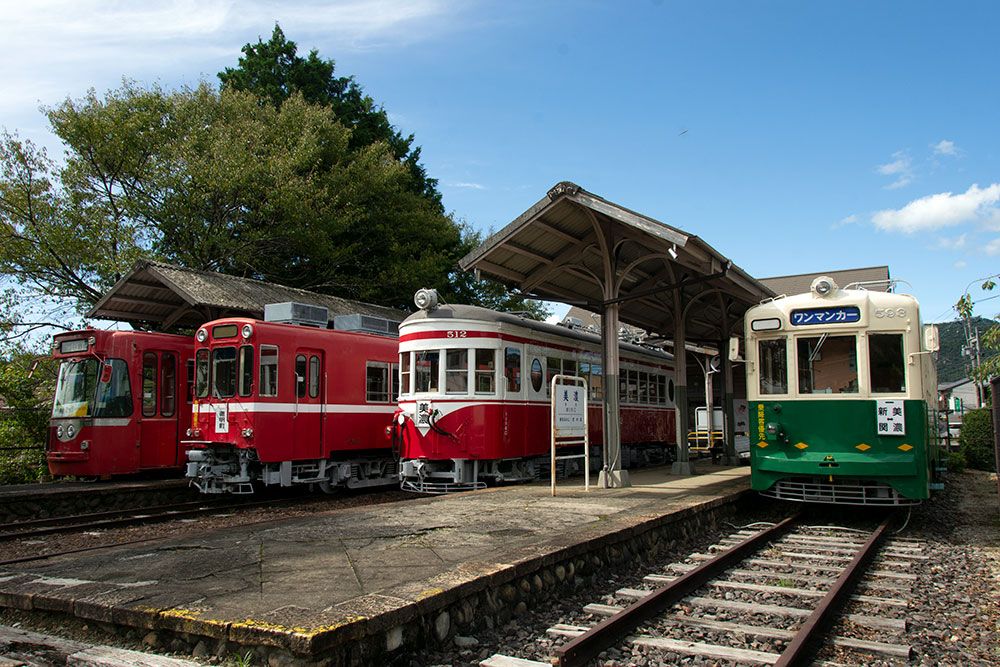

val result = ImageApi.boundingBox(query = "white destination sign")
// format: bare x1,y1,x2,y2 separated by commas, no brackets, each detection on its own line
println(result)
215,404,229,433
554,382,586,437
876,399,904,436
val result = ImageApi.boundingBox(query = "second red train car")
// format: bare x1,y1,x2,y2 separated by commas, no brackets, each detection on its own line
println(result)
183,312,400,493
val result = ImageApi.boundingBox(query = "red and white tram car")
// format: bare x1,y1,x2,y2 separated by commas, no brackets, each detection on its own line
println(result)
183,312,400,494
48,329,194,478
396,298,677,493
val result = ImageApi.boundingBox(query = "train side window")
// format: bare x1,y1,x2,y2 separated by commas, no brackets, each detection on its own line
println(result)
366,362,390,402
400,353,411,395
308,355,320,398
504,347,521,392
195,349,209,398
259,346,278,397
445,349,469,394
648,372,659,404
668,379,675,402
239,346,254,397
797,335,858,394
627,369,638,404
639,372,649,404
212,347,238,398
530,358,543,393
758,339,788,395
619,373,627,403
93,359,133,418
295,355,307,398
161,353,176,417
475,349,495,394
142,353,157,417
546,357,561,396
869,334,906,393
391,364,400,401
564,359,577,377
590,363,603,400
186,360,195,403
415,350,439,393
657,375,667,404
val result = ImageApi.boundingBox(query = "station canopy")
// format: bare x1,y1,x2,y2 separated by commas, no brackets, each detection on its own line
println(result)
460,181,773,344
88,260,404,330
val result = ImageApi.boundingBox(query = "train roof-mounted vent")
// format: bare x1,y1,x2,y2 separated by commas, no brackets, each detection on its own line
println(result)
333,314,400,337
264,302,330,328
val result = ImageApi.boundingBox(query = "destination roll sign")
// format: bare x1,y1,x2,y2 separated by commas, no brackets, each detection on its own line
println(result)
790,306,861,326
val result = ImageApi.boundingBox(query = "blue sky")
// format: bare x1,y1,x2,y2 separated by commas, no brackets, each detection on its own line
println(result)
3,0,999,324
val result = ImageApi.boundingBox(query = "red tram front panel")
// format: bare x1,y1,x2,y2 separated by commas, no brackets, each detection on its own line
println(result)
48,329,194,478
184,318,399,494
396,304,676,493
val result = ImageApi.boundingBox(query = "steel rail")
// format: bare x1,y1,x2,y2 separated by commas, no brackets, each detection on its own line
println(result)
0,499,223,533
773,515,893,666
553,514,801,667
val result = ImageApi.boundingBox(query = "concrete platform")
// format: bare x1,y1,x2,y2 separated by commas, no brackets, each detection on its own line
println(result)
0,465,750,664
0,479,193,524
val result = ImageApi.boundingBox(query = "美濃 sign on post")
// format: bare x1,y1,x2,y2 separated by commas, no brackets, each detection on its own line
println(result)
554,382,586,437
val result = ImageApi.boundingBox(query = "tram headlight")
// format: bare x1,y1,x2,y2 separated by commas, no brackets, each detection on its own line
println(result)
241,324,253,339
811,276,837,297
241,427,254,438
56,425,64,438
414,288,439,311
66,424,76,438
196,328,208,343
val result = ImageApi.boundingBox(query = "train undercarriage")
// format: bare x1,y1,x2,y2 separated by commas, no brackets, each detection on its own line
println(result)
185,446,397,494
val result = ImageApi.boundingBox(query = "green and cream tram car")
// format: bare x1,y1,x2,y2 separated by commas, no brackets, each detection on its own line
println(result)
738,276,943,505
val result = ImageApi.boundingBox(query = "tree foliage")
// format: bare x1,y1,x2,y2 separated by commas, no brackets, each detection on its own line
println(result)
0,346,56,484
955,277,1000,383
958,407,996,472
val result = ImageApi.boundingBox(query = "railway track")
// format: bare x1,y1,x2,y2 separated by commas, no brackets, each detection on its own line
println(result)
483,514,924,666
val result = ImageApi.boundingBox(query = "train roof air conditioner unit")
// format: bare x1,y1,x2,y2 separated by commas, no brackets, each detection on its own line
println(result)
264,302,330,328
333,314,400,337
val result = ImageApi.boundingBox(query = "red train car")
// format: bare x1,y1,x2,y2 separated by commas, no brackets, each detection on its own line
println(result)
48,329,194,478
183,313,400,494
396,301,677,493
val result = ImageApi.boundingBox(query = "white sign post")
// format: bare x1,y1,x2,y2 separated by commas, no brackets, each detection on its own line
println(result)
551,374,589,496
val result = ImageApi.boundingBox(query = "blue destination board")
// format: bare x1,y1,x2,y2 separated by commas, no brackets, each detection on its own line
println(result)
790,306,861,326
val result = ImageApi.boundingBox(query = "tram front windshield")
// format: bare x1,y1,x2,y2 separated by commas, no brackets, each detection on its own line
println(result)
52,358,132,418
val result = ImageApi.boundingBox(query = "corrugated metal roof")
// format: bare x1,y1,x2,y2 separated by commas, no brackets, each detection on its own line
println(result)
459,181,773,343
88,260,405,330
759,266,891,297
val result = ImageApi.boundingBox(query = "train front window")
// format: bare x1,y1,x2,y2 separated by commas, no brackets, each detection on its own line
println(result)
475,349,495,394
445,349,468,394
758,339,788,395
239,346,254,396
869,334,906,393
212,347,237,398
195,349,209,398
93,359,132,417
52,358,98,418
415,350,439,393
797,335,858,394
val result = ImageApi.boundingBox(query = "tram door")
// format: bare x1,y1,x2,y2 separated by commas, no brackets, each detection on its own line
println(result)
293,350,324,460
139,351,179,468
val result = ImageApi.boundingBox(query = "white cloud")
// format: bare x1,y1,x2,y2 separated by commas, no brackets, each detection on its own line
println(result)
872,183,1000,233
985,239,1000,256
833,213,858,228
954,260,968,269
932,139,959,156
935,234,967,250
449,182,486,190
876,151,913,189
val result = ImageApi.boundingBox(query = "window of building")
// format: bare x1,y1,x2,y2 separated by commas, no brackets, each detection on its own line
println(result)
797,335,858,394
475,349,495,394
161,353,176,417
530,358,543,392
238,346,253,397
295,354,307,399
415,350,439,393
445,349,469,394
259,346,278,397
212,347,237,398
869,334,906,393
195,349,209,398
142,353,157,416
758,339,788,395
505,347,521,392
366,362,390,402
308,355,320,398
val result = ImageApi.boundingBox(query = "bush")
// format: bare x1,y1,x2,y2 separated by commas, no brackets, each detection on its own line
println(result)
0,347,55,485
946,450,967,473
959,407,997,472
